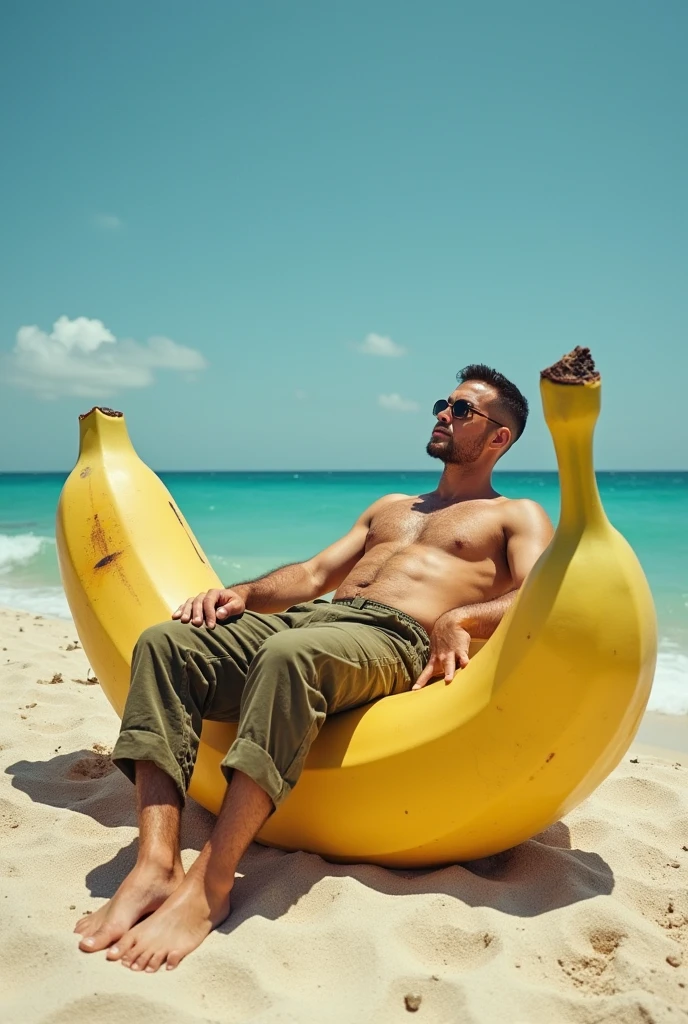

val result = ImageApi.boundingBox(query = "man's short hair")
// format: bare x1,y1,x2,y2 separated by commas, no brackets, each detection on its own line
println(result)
457,364,529,441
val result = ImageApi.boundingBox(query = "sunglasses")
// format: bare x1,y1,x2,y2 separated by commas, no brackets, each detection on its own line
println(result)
432,398,505,429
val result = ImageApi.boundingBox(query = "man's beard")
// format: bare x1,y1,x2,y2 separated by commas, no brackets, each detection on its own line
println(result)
426,435,484,465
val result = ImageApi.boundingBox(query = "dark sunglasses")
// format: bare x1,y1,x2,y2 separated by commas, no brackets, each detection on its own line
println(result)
432,398,505,429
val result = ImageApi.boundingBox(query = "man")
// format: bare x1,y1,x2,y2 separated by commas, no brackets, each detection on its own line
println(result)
75,363,553,972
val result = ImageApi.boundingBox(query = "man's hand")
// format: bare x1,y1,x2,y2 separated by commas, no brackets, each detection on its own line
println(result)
172,587,246,629
412,611,471,690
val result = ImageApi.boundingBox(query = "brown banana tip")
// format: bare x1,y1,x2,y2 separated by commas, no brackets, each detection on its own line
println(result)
78,406,124,421
540,347,600,385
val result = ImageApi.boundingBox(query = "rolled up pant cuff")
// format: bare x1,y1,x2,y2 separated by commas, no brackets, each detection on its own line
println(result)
221,737,289,809
112,729,188,806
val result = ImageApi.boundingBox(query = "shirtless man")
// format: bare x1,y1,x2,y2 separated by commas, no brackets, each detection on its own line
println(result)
75,362,553,972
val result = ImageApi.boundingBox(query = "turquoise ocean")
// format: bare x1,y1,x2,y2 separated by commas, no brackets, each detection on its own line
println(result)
1,471,686,714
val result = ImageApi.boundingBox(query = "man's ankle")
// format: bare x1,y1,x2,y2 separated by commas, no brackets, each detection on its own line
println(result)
135,847,183,876
186,854,236,899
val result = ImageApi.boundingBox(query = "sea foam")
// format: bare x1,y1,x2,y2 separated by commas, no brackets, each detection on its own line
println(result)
0,532,54,572
647,650,688,715
0,533,68,617
0,584,71,618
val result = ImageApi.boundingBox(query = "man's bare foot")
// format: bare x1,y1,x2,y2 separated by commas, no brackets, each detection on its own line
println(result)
106,870,231,972
75,860,185,953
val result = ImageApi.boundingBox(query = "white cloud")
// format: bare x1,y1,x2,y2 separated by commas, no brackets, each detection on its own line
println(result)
357,333,405,357
378,393,419,413
93,213,123,231
2,316,208,399
33,315,116,354
133,335,207,371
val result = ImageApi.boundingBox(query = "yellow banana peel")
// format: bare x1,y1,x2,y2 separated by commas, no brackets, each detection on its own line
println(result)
55,359,657,866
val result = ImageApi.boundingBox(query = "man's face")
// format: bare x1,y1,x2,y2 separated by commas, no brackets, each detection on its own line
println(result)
426,381,501,465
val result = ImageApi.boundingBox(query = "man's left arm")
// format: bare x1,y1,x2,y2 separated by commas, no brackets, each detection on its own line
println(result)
412,501,554,689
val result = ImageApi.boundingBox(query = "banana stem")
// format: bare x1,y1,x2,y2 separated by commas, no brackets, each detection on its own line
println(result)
78,407,132,462
540,378,607,535
552,427,606,533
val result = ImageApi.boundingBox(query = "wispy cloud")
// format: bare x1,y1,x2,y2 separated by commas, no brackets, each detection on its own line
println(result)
2,315,208,400
93,213,123,231
357,333,405,357
378,393,419,413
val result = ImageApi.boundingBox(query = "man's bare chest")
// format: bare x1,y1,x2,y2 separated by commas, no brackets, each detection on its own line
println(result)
365,499,505,558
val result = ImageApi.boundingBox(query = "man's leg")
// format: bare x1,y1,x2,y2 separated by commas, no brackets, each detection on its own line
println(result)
75,761,183,951
106,620,418,971
106,768,272,972
77,611,287,954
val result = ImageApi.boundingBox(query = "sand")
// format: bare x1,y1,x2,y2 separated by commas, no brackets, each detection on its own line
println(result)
0,606,686,1024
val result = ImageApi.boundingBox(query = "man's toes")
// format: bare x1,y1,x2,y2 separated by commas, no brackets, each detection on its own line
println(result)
79,926,118,953
130,949,154,973
144,951,167,973
166,949,184,970
119,941,141,967
106,933,136,962
121,947,141,969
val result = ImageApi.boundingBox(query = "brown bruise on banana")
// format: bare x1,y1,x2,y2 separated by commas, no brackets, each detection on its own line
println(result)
94,551,124,569
89,512,139,601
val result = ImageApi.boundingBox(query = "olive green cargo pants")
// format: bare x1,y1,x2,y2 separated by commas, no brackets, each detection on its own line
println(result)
112,597,430,810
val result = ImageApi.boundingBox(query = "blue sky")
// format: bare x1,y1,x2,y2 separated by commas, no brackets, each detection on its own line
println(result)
0,0,686,472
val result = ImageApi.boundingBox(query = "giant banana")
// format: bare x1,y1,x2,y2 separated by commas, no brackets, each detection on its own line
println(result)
55,349,657,867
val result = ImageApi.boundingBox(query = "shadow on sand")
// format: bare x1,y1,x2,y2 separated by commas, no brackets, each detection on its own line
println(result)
6,747,614,931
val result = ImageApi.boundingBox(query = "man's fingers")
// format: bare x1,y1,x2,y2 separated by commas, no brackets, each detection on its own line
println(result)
443,651,456,683
457,647,470,669
191,594,207,626
211,595,244,626
178,598,194,624
411,671,429,691
412,657,438,691
203,590,221,629
175,590,240,626
216,593,242,620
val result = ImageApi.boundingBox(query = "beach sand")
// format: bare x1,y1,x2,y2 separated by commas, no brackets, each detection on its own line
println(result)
1,606,686,1024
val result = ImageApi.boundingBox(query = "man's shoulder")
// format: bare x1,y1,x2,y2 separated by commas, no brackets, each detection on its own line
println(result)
500,497,553,533
358,492,414,524
497,497,552,528
502,496,547,513
376,491,415,507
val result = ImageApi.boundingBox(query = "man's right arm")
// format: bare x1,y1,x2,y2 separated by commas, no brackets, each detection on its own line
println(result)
173,494,407,628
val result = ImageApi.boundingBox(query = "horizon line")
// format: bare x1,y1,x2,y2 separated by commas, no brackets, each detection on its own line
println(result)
1,468,687,476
